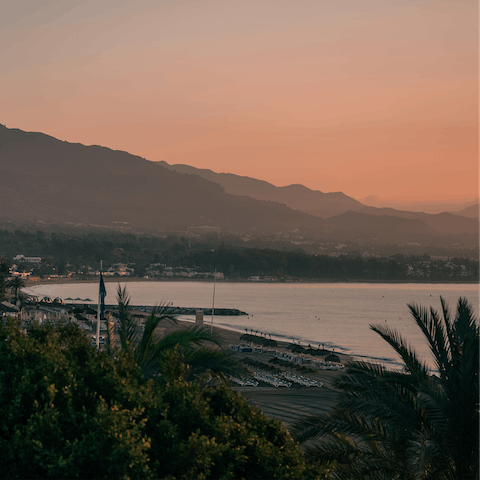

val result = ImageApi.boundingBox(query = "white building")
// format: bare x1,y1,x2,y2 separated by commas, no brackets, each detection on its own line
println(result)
13,255,42,263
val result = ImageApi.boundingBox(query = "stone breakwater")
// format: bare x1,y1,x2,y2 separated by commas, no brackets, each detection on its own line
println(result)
68,304,248,316
171,307,248,316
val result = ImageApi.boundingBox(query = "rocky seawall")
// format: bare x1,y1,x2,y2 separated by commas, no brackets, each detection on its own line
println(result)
171,307,248,316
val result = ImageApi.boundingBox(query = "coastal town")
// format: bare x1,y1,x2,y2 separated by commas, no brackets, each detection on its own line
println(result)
2,0,478,476
2,229,478,284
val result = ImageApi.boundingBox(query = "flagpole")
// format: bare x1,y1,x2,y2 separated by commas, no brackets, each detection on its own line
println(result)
96,260,102,349
211,268,216,334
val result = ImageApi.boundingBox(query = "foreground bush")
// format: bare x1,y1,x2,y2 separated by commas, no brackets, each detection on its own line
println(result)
0,320,308,479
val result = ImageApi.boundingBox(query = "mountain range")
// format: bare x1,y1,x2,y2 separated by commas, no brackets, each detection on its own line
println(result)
0,125,477,245
157,161,363,218
159,162,478,238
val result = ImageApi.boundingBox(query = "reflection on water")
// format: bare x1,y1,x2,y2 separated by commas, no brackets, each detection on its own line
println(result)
25,281,478,369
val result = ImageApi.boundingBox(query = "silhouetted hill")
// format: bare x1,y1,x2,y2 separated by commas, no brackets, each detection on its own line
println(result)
357,207,478,235
325,211,478,245
454,203,479,218
159,162,477,237
1,125,476,245
158,162,363,217
0,125,326,236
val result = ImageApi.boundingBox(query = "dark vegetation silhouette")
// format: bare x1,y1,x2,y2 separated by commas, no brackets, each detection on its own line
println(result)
0,319,309,478
8,275,25,303
0,257,10,300
0,230,477,281
293,297,479,480
114,284,242,380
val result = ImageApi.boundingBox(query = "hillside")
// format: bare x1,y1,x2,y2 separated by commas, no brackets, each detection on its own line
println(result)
0,125,476,245
357,207,478,236
324,211,478,245
158,162,363,217
160,162,478,237
454,203,479,218
0,125,326,236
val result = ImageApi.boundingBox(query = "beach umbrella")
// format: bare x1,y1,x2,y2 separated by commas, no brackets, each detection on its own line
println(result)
74,298,82,301
84,298,93,303
325,353,340,363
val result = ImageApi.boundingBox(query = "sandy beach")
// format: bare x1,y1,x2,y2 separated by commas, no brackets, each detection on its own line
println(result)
22,277,362,430
155,318,349,431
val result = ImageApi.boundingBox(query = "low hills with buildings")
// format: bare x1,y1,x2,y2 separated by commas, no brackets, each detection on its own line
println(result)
0,124,477,246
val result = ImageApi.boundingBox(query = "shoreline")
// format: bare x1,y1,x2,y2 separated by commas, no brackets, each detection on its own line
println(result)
21,278,477,389
26,276,479,286
158,318,352,429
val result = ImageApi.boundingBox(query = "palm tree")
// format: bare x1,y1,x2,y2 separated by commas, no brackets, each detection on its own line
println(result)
115,285,242,380
9,276,26,304
17,293,27,322
293,296,479,480
0,259,10,301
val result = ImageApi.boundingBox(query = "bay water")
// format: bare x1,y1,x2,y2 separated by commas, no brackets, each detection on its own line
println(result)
25,281,478,369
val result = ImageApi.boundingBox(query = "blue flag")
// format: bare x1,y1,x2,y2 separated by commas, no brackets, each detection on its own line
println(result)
99,273,107,320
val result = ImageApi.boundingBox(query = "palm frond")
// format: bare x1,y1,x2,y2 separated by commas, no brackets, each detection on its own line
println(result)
370,323,429,381
183,348,246,379
135,303,177,366
294,296,479,480
407,302,451,375
116,284,139,351
453,297,478,342
151,326,218,356
302,432,413,480
114,286,243,381
413,391,448,434
138,326,224,378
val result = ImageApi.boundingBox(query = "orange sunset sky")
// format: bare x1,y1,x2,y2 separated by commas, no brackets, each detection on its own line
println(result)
1,0,478,204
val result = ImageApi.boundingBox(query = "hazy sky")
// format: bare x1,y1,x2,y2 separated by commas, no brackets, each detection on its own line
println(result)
2,0,478,202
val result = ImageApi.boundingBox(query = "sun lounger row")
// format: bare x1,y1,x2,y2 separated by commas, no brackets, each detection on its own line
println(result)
281,372,323,387
229,376,259,386
229,344,253,352
314,362,345,370
253,372,292,388
231,343,345,370
270,349,344,368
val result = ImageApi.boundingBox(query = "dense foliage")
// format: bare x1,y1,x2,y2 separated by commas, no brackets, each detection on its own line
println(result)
0,229,477,281
0,320,308,479
293,297,479,480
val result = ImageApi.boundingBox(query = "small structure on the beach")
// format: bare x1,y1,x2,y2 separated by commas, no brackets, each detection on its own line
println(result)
229,344,252,353
239,333,277,347
325,353,340,363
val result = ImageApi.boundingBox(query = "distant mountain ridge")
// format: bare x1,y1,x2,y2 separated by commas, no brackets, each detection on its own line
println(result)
0,125,477,245
159,161,478,237
454,203,479,218
0,125,326,236
158,162,363,218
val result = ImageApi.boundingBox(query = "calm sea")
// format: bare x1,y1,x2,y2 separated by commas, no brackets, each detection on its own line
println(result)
25,281,478,369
